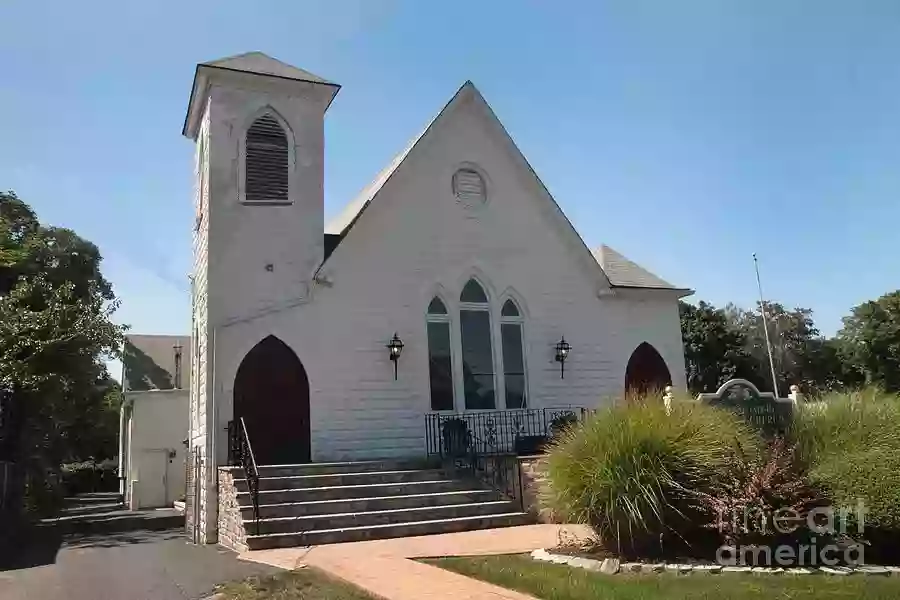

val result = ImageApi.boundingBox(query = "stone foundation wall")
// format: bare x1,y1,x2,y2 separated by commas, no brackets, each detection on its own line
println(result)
518,456,560,523
217,467,248,553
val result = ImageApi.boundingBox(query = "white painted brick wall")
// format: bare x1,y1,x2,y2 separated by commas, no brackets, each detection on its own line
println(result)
189,102,217,543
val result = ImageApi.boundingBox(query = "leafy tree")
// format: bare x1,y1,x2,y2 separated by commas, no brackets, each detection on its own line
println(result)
0,191,123,511
836,290,900,392
679,300,758,394
724,302,843,394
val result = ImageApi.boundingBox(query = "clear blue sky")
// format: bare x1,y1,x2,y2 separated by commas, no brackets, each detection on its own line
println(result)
1,0,898,344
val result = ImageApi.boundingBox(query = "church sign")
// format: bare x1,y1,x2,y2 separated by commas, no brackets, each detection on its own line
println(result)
697,379,794,435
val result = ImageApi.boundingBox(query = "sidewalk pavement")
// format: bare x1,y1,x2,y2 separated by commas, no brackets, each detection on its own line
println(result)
240,524,593,600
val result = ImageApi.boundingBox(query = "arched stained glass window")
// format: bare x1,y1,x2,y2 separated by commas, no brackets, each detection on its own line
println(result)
500,299,526,408
426,297,453,411
459,280,494,409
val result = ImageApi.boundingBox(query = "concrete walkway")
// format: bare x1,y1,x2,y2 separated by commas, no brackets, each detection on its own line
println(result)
241,524,593,600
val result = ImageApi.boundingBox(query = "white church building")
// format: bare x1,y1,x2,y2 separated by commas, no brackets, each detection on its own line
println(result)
182,52,691,548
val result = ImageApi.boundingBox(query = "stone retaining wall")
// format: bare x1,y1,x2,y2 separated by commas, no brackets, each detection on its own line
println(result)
217,467,248,553
518,456,560,523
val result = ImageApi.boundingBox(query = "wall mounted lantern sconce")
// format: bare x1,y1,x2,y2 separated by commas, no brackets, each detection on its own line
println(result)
554,337,571,379
387,332,404,380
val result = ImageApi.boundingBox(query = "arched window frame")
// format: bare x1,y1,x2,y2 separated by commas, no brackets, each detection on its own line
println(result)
238,107,296,205
425,294,455,412
457,277,499,411
498,296,528,409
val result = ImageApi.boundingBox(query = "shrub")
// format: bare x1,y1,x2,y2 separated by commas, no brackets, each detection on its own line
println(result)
692,437,824,548
792,388,900,532
545,394,762,557
548,412,579,438
61,460,119,496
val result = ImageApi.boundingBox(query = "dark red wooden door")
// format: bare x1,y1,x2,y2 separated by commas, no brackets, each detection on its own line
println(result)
624,342,672,396
233,336,310,464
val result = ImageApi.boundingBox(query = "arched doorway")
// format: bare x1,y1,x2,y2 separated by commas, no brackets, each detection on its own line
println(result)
624,342,672,397
233,336,310,464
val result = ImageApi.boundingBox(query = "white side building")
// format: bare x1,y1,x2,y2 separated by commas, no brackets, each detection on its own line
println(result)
119,334,190,510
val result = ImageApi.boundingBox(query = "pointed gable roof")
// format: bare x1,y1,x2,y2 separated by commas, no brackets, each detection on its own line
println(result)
324,84,456,236
201,51,336,86
322,82,613,289
593,244,688,293
183,52,340,138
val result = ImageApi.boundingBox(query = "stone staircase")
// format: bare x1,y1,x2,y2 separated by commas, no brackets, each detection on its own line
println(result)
219,459,531,551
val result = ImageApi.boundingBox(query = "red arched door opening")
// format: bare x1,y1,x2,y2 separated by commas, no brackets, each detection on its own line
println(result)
624,342,672,397
233,336,310,464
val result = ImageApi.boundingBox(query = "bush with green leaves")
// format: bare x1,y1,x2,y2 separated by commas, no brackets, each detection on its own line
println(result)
61,459,119,495
692,437,824,549
792,388,900,532
545,394,761,557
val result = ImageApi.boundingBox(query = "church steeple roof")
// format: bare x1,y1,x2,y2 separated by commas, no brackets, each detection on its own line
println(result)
200,52,336,86
183,52,339,138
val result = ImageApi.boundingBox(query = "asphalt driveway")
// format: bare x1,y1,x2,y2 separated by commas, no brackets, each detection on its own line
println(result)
0,526,278,600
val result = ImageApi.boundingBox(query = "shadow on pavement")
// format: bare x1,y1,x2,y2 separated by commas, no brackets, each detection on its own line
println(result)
1,522,185,571
0,524,64,571
63,527,185,549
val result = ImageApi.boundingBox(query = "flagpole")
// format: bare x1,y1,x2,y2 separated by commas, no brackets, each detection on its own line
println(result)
753,253,780,397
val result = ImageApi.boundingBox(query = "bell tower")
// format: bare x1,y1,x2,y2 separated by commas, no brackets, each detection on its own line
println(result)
182,52,339,543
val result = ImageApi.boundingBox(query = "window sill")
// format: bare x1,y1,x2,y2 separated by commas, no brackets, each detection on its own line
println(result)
240,200,293,206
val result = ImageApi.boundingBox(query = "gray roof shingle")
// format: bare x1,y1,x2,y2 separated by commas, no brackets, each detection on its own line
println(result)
593,244,684,290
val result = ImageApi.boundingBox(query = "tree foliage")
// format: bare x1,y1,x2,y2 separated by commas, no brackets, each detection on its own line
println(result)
679,300,757,394
836,290,900,392
725,302,842,394
681,291,898,397
0,190,124,511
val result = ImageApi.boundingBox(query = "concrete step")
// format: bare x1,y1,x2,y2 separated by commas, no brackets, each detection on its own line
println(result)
246,500,519,534
243,489,502,519
63,492,123,506
245,511,532,549
40,507,183,535
234,469,446,492
253,459,436,478
239,479,469,505
59,502,125,517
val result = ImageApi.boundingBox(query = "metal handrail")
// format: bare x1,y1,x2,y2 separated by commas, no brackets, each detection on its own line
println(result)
239,417,260,481
230,418,261,535
447,431,524,511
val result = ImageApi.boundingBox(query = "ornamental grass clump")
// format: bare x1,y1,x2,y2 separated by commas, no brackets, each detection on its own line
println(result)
545,394,761,557
792,388,900,533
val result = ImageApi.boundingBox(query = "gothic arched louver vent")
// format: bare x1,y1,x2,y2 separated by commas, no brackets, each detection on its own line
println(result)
452,168,486,206
245,114,289,203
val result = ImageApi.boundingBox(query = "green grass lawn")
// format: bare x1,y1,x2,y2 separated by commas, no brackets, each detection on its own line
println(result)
215,567,377,600
427,554,900,600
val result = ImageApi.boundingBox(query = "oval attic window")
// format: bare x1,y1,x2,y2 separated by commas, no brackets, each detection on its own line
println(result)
453,168,486,206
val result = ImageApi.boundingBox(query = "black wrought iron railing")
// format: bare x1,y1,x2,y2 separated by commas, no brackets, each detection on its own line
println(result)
425,406,588,459
469,435,524,509
228,418,261,535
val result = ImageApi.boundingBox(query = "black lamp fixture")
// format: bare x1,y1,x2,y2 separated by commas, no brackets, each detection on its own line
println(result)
554,337,571,379
387,332,404,380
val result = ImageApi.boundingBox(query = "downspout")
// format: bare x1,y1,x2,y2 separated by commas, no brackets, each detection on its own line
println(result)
208,324,219,543
117,349,128,497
